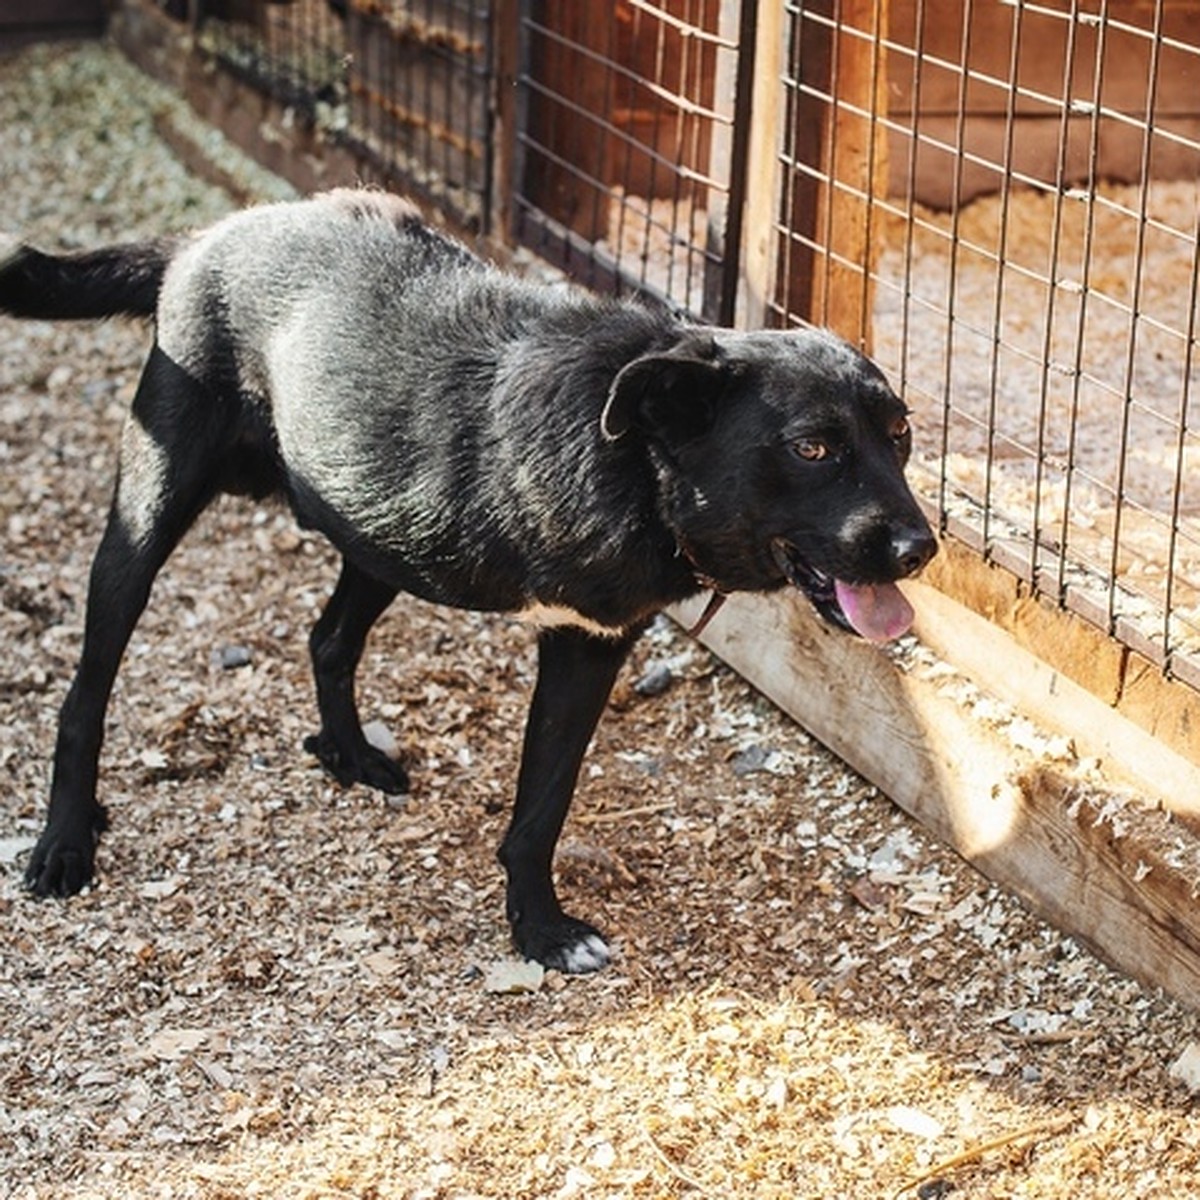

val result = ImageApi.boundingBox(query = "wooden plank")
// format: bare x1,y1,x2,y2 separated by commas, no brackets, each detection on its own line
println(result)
807,0,889,350
0,0,104,29
906,579,1200,826
780,0,889,346
735,0,784,328
671,587,1200,1010
0,0,104,47
490,0,522,240
921,538,1200,775
701,0,739,321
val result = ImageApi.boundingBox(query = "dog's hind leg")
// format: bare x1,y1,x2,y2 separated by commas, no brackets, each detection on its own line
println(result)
303,558,407,794
499,625,638,973
25,348,225,896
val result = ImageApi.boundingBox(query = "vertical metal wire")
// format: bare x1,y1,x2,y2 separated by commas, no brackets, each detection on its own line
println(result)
896,0,927,413
817,3,840,330
717,0,759,326
776,2,799,327
585,3,620,280
979,0,1026,563
1032,0,1084,590
608,5,636,285
475,1,494,218
1053,1,1109,604
936,0,978,533
1107,0,1165,639
856,0,885,348
1163,192,1200,671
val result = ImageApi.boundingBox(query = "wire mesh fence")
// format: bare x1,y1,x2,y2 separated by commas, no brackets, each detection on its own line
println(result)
138,0,1200,689
197,0,493,228
511,0,751,323
194,0,346,112
764,0,1200,684
886,1,1194,684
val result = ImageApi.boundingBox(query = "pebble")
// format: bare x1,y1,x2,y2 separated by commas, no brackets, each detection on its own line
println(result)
214,644,252,670
730,743,770,776
1168,1041,1200,1093
632,661,674,697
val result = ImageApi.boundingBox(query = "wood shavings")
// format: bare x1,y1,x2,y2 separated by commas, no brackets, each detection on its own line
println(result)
641,1124,719,1196
482,960,546,995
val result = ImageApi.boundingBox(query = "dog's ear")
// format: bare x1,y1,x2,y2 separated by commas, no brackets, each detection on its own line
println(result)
601,334,727,443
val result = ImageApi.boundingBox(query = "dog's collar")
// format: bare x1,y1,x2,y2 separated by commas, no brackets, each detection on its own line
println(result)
687,588,727,637
677,539,727,637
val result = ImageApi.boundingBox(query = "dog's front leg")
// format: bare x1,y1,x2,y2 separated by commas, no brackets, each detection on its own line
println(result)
499,625,638,973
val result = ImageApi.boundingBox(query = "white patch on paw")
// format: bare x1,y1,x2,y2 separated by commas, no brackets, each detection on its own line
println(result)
559,934,611,974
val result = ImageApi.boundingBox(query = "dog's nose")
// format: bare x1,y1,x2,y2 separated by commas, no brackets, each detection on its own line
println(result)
890,526,937,577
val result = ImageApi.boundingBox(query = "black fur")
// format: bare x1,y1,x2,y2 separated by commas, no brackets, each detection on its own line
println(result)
0,239,178,319
1,189,935,973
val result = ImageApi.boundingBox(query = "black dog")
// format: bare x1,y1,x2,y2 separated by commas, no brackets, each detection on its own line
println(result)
1,189,935,972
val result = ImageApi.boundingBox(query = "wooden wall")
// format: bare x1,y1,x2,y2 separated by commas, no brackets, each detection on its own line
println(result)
890,0,1200,208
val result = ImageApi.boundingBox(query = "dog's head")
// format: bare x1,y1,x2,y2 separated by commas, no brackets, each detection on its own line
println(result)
602,327,936,640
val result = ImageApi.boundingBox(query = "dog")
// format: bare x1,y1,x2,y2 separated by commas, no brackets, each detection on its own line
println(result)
1,189,936,972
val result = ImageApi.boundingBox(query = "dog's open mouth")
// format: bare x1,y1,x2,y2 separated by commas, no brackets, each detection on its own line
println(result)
770,538,914,642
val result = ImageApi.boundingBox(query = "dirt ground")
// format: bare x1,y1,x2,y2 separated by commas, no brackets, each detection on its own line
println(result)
2,41,1199,1200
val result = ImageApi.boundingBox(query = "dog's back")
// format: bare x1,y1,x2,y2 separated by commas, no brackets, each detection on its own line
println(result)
136,191,679,616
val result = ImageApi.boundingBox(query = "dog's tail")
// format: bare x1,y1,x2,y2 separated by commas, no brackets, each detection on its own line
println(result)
0,237,179,320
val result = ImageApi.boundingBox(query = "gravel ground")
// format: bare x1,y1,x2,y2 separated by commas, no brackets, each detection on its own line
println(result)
2,40,1200,1200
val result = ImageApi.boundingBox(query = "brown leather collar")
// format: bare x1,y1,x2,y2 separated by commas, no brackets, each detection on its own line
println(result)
677,539,727,637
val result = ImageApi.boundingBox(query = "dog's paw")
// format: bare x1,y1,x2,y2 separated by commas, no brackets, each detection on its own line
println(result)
515,915,612,974
303,732,410,795
24,830,98,898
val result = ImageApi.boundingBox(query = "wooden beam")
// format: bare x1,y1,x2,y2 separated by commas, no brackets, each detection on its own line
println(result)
907,579,1200,827
671,586,1200,1010
736,0,785,328
729,0,787,328
0,0,104,49
808,0,889,350
781,0,889,348
702,0,740,322
490,0,522,240
922,537,1200,782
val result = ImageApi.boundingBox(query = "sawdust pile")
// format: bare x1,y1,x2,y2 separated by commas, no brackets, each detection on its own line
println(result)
2,41,1199,1200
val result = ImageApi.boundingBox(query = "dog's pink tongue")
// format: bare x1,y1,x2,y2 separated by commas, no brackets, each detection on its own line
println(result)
834,580,914,642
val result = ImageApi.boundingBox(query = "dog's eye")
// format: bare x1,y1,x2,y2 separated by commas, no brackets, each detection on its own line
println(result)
891,417,911,442
793,438,829,462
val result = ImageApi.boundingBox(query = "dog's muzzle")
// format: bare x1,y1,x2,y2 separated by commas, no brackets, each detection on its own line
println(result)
770,533,934,642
